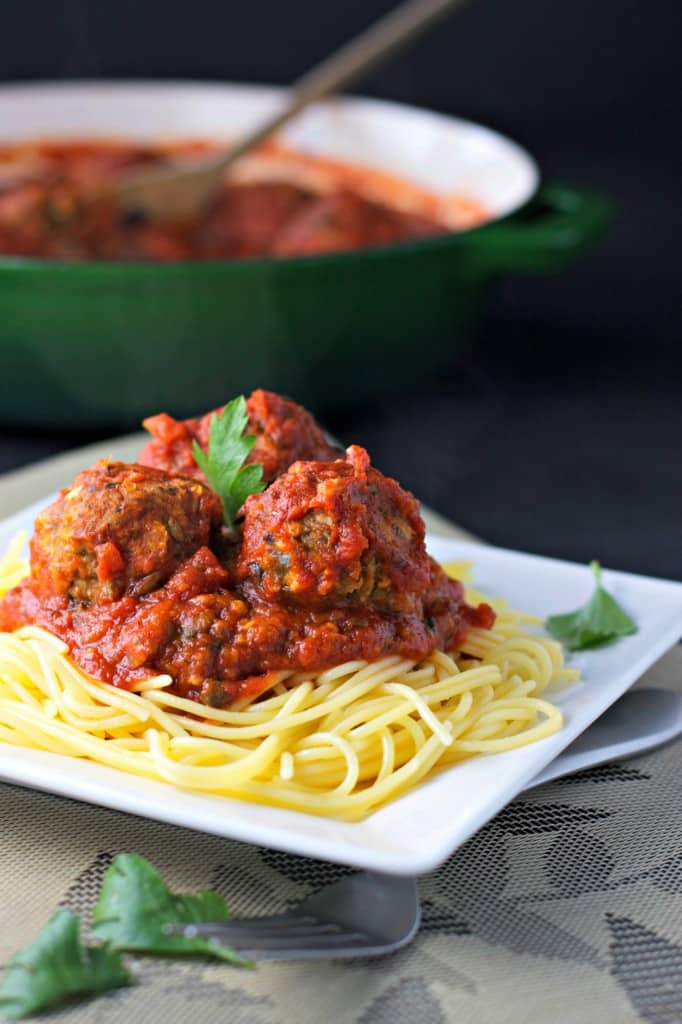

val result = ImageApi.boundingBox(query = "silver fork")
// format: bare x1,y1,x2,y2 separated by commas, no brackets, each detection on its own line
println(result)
169,687,682,959
170,871,419,960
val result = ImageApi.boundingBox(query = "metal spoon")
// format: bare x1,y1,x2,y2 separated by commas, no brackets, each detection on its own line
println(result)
111,0,471,223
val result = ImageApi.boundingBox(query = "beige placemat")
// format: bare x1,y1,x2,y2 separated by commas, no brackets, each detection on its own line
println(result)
0,441,680,1024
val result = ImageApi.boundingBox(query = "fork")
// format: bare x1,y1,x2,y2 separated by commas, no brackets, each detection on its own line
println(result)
170,871,419,960
169,686,682,959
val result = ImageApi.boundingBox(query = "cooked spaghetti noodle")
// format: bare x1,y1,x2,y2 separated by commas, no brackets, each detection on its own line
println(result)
0,542,576,820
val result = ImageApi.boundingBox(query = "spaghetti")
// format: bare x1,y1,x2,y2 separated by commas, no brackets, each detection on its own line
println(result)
0,543,576,821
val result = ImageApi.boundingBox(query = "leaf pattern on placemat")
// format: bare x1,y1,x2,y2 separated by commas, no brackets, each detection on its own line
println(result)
141,961,274,1019
338,937,478,993
493,801,613,835
555,763,651,786
419,821,602,966
607,913,682,1024
258,847,354,888
356,977,446,1024
419,898,470,934
77,960,272,1024
544,831,616,895
649,852,682,895
209,859,294,917
58,851,113,920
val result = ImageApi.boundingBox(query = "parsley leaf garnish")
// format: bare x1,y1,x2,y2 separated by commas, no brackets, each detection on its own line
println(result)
0,856,247,1020
192,395,265,531
546,561,637,650
91,854,245,964
0,910,131,1021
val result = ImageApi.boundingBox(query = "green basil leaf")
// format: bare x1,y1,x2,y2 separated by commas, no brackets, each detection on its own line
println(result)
546,561,637,650
91,855,246,964
0,910,131,1021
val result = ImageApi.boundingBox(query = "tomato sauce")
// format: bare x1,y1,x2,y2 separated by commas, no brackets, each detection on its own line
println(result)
0,139,487,262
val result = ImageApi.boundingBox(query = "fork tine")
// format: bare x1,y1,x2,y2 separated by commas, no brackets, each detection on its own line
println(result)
167,871,421,961
228,930,370,953
176,919,346,941
164,914,303,939
237,946,371,961
174,913,317,933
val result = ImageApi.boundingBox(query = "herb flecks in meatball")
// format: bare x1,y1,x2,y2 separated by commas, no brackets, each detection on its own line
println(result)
29,460,222,604
238,445,430,613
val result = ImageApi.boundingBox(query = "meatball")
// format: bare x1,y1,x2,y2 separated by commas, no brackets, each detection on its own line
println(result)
238,445,431,613
246,388,339,481
271,187,444,257
191,182,314,259
138,388,339,484
30,460,222,604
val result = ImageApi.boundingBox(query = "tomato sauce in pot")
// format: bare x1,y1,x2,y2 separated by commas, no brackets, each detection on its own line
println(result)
0,139,486,261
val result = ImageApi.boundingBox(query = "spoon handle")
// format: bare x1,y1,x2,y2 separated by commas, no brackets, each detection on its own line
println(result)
214,0,471,173
112,0,471,220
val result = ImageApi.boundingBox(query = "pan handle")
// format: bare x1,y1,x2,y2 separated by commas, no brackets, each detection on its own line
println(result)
460,184,613,273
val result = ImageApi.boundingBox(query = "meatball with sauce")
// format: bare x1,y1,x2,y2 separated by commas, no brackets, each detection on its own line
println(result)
271,187,444,257
192,182,314,259
29,460,222,605
138,388,339,485
238,444,431,614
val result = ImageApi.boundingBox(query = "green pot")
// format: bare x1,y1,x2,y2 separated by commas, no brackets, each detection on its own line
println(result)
0,83,612,427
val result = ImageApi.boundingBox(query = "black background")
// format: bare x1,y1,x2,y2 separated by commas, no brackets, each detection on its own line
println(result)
1,0,680,576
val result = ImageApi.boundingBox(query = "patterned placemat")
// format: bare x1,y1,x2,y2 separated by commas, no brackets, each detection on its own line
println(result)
0,443,680,1023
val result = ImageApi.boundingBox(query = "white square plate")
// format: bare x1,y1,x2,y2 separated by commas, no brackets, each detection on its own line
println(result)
1,500,681,875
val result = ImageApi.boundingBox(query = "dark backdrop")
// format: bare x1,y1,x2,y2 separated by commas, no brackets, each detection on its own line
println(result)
1,0,680,576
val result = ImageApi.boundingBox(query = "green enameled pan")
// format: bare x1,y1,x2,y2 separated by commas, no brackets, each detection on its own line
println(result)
0,82,612,428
